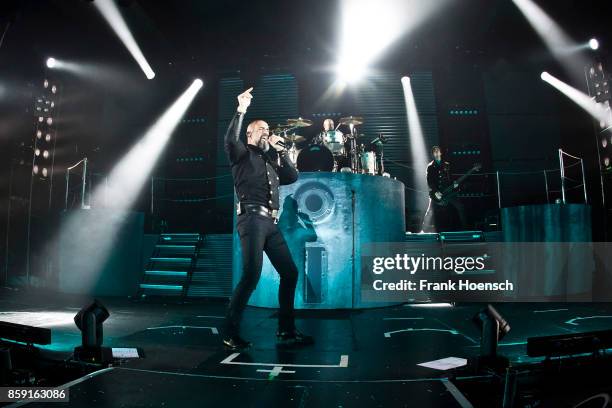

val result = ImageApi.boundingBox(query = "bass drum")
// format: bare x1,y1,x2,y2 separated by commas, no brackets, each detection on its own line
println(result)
297,144,335,172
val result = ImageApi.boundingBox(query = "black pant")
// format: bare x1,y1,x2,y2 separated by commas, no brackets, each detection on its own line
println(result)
423,198,467,232
225,213,299,337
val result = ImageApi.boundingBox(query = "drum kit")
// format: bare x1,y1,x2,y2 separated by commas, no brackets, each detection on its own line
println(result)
273,116,388,176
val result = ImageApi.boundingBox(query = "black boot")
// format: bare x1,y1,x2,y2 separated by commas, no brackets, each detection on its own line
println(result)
276,329,315,349
223,335,252,350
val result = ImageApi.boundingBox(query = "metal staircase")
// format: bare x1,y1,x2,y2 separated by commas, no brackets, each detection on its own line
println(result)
138,233,233,299
139,233,201,298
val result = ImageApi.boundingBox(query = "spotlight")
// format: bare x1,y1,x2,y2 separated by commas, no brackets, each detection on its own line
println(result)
36,130,42,139
589,38,600,50
401,76,410,84
42,168,48,177
472,304,511,368
34,149,40,157
93,0,156,80
73,299,112,364
45,134,51,142
46,57,56,68
193,78,204,88
43,150,49,159
542,70,611,126
33,165,39,175
337,63,365,85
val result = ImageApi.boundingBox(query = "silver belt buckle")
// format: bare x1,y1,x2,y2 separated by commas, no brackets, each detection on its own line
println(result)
271,209,279,224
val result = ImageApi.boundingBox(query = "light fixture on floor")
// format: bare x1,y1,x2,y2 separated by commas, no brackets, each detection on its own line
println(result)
473,304,511,369
73,299,112,364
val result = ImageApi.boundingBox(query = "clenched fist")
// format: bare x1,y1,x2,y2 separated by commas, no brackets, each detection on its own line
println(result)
237,87,253,113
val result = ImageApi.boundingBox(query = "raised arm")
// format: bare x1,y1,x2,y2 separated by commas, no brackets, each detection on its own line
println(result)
223,87,253,164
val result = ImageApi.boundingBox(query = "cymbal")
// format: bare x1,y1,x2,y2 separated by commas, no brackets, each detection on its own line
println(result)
339,116,364,126
271,124,292,134
282,134,306,143
286,117,313,127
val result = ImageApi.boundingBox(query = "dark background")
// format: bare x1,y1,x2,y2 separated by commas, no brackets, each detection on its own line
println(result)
0,0,611,283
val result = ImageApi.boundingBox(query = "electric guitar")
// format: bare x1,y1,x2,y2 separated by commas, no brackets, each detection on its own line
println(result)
430,163,482,206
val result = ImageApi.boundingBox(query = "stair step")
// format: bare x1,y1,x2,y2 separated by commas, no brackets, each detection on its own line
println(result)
150,257,192,262
145,270,189,277
140,284,183,290
156,244,196,249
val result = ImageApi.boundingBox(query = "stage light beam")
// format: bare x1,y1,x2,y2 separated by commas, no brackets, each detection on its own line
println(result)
512,0,588,80
93,78,203,208
590,38,600,50
93,0,155,79
54,79,202,293
46,57,56,68
401,75,429,207
541,71,611,127
335,0,449,85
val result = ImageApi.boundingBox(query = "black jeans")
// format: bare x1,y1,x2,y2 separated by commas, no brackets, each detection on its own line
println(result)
225,213,299,337
424,198,467,232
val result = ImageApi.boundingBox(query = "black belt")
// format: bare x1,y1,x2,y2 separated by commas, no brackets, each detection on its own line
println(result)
237,203,279,223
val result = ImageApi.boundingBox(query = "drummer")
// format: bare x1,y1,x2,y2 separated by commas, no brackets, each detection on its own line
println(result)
313,118,335,144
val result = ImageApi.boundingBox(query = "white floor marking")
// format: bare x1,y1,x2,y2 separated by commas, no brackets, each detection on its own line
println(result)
383,317,424,320
220,352,349,368
257,366,296,378
146,325,218,334
565,315,612,326
441,378,474,408
533,308,568,313
384,328,460,338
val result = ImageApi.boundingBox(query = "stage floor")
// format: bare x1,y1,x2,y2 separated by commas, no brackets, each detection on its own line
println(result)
2,289,612,407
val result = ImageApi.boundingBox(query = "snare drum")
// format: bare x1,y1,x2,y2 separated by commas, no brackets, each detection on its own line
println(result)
359,151,378,175
322,130,346,156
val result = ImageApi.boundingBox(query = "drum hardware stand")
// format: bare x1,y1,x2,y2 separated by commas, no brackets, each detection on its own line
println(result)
278,126,300,164
349,123,360,173
371,133,388,176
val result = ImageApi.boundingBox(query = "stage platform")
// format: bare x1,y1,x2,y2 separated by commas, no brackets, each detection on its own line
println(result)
2,289,612,407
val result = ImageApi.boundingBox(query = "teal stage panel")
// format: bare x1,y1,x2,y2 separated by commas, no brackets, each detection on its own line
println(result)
232,173,406,309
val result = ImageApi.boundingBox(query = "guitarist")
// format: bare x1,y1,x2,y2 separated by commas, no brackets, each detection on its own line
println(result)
423,146,466,232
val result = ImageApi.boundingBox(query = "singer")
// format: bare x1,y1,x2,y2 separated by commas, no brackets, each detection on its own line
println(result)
222,87,314,350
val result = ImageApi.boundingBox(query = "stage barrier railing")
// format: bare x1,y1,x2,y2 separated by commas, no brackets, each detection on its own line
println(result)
558,148,587,205
70,150,588,214
64,157,87,210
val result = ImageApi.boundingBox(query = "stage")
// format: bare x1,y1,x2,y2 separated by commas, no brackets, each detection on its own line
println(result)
3,288,612,407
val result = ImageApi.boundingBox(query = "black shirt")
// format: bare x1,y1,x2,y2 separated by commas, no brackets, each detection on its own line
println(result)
426,160,451,197
224,112,298,210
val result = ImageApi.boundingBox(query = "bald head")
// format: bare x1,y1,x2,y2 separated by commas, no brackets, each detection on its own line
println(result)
323,119,334,131
246,120,269,149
